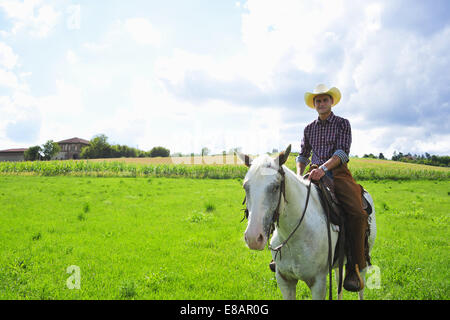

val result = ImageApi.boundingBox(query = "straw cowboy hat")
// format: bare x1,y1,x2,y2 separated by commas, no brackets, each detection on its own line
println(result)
304,84,341,109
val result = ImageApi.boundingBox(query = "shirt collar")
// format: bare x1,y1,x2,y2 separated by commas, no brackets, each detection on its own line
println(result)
315,112,336,125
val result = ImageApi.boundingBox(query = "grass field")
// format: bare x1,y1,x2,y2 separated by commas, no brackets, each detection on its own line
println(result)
0,175,448,300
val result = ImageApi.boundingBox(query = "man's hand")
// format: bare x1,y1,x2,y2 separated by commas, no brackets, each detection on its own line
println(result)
308,168,325,181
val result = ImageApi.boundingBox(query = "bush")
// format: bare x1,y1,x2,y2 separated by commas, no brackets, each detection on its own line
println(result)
24,146,41,161
149,146,170,157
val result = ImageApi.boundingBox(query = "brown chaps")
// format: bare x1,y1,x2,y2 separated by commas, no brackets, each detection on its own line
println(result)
309,163,368,271
332,163,368,271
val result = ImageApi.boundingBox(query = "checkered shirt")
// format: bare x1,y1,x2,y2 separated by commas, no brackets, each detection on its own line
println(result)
296,112,351,166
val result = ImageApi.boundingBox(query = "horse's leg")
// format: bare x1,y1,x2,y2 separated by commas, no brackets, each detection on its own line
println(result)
335,269,343,300
358,268,367,300
309,275,327,300
275,271,297,300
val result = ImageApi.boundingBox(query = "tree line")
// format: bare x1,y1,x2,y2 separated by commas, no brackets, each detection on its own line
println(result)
362,151,449,167
24,134,170,161
391,151,449,167
79,134,170,159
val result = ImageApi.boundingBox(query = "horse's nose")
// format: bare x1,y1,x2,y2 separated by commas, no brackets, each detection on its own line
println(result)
257,234,264,243
245,230,266,250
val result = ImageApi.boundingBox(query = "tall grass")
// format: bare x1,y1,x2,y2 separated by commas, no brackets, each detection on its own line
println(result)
0,160,248,179
0,157,448,180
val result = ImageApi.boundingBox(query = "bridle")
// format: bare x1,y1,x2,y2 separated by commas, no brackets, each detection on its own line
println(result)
241,165,313,259
241,165,286,225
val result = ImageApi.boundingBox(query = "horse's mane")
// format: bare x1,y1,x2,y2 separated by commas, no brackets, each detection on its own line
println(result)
246,154,310,188
246,154,275,177
282,164,310,186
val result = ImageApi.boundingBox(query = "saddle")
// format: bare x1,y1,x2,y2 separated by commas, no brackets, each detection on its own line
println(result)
314,175,372,225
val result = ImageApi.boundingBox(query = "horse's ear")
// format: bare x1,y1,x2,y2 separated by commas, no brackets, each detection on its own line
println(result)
236,151,253,167
276,144,291,166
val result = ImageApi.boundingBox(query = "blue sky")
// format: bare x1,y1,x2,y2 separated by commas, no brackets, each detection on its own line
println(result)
0,0,449,158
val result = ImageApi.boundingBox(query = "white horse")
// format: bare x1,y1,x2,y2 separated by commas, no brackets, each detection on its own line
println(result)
237,145,376,300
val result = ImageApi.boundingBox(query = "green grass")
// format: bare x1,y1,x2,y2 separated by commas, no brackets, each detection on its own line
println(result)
0,176,448,299
364,180,449,299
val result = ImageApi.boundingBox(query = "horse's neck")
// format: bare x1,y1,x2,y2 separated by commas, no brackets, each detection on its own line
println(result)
279,167,323,237
283,166,313,210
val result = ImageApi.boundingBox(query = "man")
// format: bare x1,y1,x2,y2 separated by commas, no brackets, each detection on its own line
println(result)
296,84,368,292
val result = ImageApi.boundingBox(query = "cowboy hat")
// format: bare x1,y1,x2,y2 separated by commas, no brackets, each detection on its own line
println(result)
304,84,341,109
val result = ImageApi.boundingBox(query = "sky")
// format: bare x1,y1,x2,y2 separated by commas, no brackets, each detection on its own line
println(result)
0,0,449,158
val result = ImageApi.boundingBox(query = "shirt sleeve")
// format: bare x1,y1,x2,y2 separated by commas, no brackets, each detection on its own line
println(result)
334,118,351,163
296,127,312,165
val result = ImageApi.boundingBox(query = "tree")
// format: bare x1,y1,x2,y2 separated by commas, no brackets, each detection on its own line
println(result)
41,140,61,160
111,144,138,158
228,147,242,155
81,134,112,159
149,146,170,157
378,153,385,160
24,146,42,161
201,147,210,157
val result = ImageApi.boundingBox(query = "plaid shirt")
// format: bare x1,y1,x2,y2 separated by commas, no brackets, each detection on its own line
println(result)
296,112,351,166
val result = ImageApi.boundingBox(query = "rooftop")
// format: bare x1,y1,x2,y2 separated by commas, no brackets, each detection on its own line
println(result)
0,148,28,153
57,137,90,145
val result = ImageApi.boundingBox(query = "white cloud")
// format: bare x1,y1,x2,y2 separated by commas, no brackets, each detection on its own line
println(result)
155,49,226,86
66,50,79,64
0,42,18,70
0,91,42,146
66,4,81,30
32,4,60,37
0,0,60,38
0,68,19,88
82,41,110,52
37,79,84,116
81,17,161,56
124,18,161,47
241,0,346,74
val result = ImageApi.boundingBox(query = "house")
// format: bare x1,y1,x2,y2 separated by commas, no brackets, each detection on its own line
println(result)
0,148,27,162
54,137,90,160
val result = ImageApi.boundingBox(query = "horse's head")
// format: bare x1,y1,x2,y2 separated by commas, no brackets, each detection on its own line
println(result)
237,145,291,250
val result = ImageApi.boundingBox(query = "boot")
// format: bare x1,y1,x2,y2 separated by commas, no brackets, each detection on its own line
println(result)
344,221,367,291
344,264,364,292
343,215,367,292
